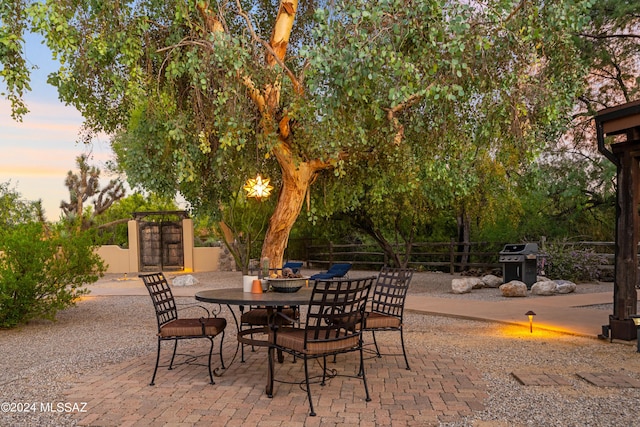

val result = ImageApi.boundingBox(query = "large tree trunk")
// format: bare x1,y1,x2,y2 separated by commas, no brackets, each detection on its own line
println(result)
232,0,334,268
259,1,331,268
261,158,316,268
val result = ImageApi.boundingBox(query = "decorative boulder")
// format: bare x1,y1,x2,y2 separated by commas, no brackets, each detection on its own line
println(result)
500,281,528,297
451,278,474,294
482,274,503,288
536,276,554,282
555,280,577,294
531,281,557,296
469,277,484,289
173,275,199,287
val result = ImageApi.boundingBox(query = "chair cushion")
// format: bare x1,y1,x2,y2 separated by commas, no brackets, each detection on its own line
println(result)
272,328,360,355
241,308,297,326
364,312,401,329
159,317,226,338
282,262,303,273
309,272,333,280
310,263,351,280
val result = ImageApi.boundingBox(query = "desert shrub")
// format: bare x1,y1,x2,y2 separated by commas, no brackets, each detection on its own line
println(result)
0,222,105,328
544,241,607,282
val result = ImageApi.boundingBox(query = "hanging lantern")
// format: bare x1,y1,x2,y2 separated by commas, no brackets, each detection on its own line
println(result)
243,174,273,201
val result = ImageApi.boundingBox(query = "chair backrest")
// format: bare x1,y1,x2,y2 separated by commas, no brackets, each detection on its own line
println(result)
305,277,374,347
370,267,414,319
326,263,352,277
139,273,178,330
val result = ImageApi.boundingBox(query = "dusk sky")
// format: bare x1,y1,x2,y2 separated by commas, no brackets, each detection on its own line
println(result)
1,33,117,221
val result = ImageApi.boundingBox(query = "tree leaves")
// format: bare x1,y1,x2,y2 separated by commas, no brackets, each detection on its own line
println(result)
1,0,611,262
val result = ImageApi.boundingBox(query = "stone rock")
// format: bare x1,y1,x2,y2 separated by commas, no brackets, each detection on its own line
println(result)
469,277,484,289
536,276,553,282
555,280,577,294
500,281,528,297
451,278,474,294
530,280,557,296
173,275,199,287
482,274,503,288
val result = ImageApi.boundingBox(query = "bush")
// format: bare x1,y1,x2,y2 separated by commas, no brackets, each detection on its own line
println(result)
0,222,106,328
544,241,607,282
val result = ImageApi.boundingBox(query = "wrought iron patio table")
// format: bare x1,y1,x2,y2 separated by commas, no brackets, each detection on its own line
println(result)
194,287,313,395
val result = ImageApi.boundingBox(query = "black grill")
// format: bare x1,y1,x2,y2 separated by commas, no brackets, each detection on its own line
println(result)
499,243,538,288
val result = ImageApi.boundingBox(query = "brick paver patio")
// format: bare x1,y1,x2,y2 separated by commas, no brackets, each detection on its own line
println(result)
65,334,488,426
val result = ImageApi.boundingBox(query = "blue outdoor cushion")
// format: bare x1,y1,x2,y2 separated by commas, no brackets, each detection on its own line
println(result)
310,263,352,280
283,261,303,274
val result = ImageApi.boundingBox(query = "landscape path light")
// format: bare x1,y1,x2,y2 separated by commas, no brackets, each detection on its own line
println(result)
525,310,536,333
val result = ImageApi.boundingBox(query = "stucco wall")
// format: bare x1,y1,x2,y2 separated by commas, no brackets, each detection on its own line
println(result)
97,245,221,274
96,245,132,273
193,247,221,272
1,216,221,274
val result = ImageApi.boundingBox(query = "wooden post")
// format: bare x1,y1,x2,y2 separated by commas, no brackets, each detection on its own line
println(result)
595,101,640,340
449,238,455,274
329,241,334,266
611,142,640,322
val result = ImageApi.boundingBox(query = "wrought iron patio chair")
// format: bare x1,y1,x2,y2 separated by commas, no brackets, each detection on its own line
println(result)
140,272,227,385
268,276,375,416
364,266,414,370
240,261,304,361
239,305,298,362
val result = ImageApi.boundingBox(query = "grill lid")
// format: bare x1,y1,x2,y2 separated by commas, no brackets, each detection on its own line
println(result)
499,243,538,255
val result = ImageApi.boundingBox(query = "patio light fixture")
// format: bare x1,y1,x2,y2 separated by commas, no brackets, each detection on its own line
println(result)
244,174,273,201
525,310,536,333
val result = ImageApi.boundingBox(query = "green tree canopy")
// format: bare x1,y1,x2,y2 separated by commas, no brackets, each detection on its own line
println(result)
2,0,597,267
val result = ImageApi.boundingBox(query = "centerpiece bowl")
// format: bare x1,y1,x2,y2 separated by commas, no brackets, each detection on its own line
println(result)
268,277,308,293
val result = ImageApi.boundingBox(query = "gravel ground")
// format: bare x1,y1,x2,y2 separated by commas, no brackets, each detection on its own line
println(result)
1,270,637,426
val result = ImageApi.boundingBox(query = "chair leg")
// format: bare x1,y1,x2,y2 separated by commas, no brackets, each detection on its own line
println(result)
359,345,371,403
321,355,327,386
207,337,215,385
239,306,246,363
169,339,179,369
218,331,226,369
304,357,316,416
240,327,260,362
267,346,275,398
150,338,162,386
371,330,382,358
400,328,410,370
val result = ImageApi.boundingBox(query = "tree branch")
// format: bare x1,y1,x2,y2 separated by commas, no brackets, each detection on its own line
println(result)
504,0,526,23
196,2,225,33
234,0,303,95
384,92,425,145
578,32,640,40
